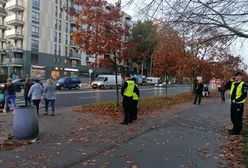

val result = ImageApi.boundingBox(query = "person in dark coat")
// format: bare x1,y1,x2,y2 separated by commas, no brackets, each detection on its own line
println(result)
3,78,16,113
219,82,226,102
193,79,203,105
23,78,32,106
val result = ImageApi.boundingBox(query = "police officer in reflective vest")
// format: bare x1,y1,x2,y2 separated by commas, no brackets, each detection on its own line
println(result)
225,71,247,135
132,78,139,121
121,75,139,125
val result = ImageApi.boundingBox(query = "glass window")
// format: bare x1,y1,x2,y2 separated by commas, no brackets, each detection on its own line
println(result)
59,20,61,31
55,19,58,29
54,44,57,55
31,39,39,50
31,25,39,37
58,45,61,55
72,60,77,67
32,11,39,22
58,33,61,43
32,0,40,8
54,32,57,42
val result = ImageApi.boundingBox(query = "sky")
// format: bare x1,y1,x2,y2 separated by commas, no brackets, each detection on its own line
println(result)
108,0,248,68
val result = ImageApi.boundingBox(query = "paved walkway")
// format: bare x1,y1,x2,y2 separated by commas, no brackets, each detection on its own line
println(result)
0,97,230,168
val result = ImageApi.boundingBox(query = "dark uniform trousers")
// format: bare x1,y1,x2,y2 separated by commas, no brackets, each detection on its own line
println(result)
122,96,134,123
132,100,138,120
231,102,244,133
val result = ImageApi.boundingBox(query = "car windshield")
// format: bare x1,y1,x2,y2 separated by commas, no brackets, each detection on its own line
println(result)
94,77,105,81
12,79,22,83
58,78,65,83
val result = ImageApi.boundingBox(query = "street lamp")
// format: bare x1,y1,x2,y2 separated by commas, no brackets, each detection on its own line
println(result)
6,43,14,78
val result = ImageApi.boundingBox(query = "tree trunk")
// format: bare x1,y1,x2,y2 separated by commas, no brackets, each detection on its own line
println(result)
114,54,119,106
165,72,168,97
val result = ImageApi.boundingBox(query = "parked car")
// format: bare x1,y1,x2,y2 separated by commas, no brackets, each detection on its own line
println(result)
91,75,122,89
56,77,81,90
0,78,43,92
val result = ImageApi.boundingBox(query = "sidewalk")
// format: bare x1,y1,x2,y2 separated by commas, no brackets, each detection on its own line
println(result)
0,97,230,167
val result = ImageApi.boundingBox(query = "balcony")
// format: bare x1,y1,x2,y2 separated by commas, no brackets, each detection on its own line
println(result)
6,0,24,12
12,46,23,53
0,37,6,42
0,0,7,5
0,7,7,17
3,57,24,66
6,32,23,40
0,23,7,29
6,15,24,26
69,52,81,60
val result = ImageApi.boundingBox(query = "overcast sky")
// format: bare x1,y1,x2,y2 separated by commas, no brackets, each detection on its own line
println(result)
108,0,248,67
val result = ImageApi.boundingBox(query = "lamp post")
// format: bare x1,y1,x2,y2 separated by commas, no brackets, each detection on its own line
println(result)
6,43,14,78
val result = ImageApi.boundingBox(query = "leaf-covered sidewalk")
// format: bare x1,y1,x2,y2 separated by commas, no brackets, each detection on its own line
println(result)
0,97,232,167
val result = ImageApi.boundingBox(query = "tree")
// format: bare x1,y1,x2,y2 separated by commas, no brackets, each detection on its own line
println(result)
124,0,248,39
122,20,157,75
66,0,128,105
153,25,185,95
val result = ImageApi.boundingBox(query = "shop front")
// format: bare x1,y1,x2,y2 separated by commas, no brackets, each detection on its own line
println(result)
31,65,46,79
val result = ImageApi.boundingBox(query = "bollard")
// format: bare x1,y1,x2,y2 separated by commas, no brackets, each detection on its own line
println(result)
12,106,39,140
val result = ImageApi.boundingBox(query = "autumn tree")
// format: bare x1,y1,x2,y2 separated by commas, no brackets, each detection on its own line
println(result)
153,25,185,95
66,0,128,105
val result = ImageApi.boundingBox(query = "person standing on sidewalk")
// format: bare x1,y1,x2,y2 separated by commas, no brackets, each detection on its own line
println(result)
28,79,43,116
3,78,16,113
193,79,204,105
132,78,140,121
225,71,247,135
120,74,139,125
43,79,56,116
23,78,32,106
219,81,226,103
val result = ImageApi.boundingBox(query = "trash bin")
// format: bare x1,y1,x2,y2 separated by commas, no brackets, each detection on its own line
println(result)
12,106,39,140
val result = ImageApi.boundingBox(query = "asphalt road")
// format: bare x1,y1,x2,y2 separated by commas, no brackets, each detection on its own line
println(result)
15,85,190,107
55,85,190,107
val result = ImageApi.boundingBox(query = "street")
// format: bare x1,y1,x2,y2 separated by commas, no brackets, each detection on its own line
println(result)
15,85,190,107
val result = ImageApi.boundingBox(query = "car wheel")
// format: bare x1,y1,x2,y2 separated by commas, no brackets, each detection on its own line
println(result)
60,86,64,90
100,85,105,89
75,86,79,90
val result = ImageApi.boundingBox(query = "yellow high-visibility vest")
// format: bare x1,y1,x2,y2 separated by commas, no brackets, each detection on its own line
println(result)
124,80,135,97
133,84,139,100
230,81,246,103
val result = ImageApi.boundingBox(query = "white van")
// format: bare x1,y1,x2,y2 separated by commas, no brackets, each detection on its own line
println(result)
91,75,122,89
145,77,160,85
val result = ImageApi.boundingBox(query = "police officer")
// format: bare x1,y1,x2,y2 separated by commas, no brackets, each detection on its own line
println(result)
121,74,139,125
225,71,247,135
132,78,139,121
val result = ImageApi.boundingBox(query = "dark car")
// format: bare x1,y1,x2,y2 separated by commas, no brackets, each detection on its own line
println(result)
56,77,81,90
0,78,43,92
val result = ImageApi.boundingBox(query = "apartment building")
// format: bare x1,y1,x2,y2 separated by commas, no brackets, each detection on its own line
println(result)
0,0,132,80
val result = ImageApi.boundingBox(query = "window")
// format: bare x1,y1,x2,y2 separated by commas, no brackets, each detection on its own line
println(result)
32,0,40,9
58,45,61,55
31,54,38,64
65,34,68,44
65,46,68,56
31,25,39,37
32,11,39,23
65,22,68,33
59,20,61,30
31,39,39,50
72,60,77,67
55,19,58,29
55,7,58,17
54,44,57,55
58,33,61,43
54,32,57,42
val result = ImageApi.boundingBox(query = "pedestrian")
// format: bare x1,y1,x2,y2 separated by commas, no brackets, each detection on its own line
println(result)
132,78,139,121
219,81,226,103
23,78,32,106
28,79,43,116
225,71,247,135
43,79,56,116
193,79,203,105
3,78,16,113
120,74,139,125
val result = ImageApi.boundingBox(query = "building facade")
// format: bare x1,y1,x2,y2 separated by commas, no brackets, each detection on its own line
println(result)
0,0,127,80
